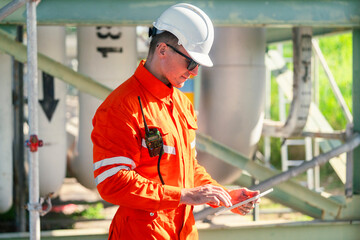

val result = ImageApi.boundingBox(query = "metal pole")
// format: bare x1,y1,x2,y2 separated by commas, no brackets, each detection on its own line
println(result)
312,39,353,124
26,1,40,239
345,139,353,197
251,171,259,221
352,29,360,195
254,133,360,192
0,0,28,21
264,64,271,168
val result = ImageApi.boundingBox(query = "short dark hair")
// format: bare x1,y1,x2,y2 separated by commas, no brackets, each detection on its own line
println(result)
147,31,179,58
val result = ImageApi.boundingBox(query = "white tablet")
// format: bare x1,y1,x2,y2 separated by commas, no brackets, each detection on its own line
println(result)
215,188,274,215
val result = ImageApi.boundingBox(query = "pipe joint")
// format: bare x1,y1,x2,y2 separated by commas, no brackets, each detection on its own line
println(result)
26,192,54,216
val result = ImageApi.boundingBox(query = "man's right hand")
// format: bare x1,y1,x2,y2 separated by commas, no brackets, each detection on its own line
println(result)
180,184,233,207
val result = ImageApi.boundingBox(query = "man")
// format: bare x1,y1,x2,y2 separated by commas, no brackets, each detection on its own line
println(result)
92,3,259,239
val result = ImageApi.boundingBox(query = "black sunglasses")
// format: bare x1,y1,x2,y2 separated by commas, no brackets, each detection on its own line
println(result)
166,44,199,71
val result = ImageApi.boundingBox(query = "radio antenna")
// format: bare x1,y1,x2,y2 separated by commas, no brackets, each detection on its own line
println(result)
138,96,150,135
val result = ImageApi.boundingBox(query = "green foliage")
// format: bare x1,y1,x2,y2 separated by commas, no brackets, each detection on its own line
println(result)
318,32,352,130
74,203,105,220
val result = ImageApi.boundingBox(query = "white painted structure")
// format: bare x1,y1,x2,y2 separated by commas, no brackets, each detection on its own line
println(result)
73,26,137,189
0,53,13,213
198,27,266,184
37,26,67,197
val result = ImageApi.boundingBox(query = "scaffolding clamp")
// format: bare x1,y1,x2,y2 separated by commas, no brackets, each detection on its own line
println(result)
25,134,43,152
26,192,54,216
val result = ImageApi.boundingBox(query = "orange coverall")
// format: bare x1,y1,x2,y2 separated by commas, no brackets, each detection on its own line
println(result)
92,60,222,239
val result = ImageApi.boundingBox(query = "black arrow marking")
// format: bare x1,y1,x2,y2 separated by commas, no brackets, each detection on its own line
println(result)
39,72,59,122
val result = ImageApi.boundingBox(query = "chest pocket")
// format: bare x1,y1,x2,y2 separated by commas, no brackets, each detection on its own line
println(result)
183,110,198,157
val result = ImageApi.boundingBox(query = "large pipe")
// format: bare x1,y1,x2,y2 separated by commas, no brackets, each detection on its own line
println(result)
0,52,13,213
198,27,266,184
262,27,313,138
37,26,67,197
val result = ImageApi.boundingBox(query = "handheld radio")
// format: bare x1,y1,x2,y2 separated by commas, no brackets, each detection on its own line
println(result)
138,96,164,157
138,96,165,185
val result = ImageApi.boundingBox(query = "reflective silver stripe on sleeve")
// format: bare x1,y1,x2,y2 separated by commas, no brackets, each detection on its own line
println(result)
142,139,176,155
141,138,147,148
93,156,136,171
164,145,176,155
95,165,129,185
191,138,196,149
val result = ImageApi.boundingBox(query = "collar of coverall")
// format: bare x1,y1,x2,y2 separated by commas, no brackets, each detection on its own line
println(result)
135,60,174,105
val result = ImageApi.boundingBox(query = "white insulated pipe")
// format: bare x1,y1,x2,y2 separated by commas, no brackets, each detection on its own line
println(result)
37,26,67,197
198,27,266,184
0,53,13,213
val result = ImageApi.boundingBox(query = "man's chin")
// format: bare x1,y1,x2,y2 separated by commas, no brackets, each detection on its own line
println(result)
173,82,185,88
175,82,185,89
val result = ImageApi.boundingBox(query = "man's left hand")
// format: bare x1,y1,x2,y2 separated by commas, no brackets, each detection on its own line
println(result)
228,188,260,215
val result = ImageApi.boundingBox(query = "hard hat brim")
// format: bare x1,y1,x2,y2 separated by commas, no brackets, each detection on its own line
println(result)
187,50,213,67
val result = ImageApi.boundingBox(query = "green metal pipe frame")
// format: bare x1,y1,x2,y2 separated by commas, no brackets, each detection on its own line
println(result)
0,29,112,101
0,0,27,22
194,173,323,220
0,0,360,27
196,133,346,220
254,133,360,192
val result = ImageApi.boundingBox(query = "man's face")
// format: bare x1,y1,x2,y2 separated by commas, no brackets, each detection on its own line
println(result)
162,44,199,88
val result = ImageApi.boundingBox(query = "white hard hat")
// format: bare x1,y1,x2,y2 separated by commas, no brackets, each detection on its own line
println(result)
153,3,214,67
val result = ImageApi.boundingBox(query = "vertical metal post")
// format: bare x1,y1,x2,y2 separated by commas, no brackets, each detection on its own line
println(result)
264,64,271,168
353,29,360,195
251,175,259,221
305,137,314,190
313,43,320,107
312,48,321,191
345,125,353,197
26,1,40,239
13,25,27,232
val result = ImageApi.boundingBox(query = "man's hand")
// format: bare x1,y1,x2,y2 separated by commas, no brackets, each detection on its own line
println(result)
180,184,233,207
228,188,260,215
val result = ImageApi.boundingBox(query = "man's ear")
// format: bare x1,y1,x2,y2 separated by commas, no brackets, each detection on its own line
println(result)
157,42,167,56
